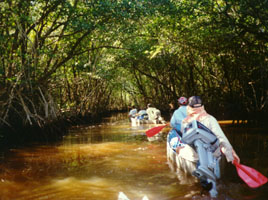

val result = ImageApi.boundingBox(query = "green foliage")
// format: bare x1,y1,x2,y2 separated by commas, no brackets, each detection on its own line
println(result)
0,0,267,131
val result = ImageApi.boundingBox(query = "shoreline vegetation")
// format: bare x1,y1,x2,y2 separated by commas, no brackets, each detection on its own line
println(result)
0,110,125,151
1,1,267,151
1,109,266,152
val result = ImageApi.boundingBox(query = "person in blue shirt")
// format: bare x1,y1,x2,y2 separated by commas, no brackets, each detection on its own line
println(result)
128,105,137,121
169,97,188,152
170,97,188,135
136,109,148,125
137,109,148,120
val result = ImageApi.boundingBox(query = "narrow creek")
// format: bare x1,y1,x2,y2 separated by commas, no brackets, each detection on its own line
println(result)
0,113,268,200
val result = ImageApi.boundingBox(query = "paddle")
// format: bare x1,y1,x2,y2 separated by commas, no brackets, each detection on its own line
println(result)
233,160,268,188
145,124,168,137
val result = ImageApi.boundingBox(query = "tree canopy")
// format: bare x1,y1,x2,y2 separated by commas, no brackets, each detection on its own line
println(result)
0,0,267,134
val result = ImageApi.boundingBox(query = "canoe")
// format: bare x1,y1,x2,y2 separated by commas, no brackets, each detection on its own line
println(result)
130,117,151,126
147,132,163,142
130,115,165,126
167,120,223,198
167,129,198,175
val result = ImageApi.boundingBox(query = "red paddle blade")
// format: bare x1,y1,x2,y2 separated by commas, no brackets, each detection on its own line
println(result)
145,124,167,137
234,162,268,188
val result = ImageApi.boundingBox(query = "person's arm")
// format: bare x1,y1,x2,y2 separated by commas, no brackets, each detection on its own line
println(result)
209,116,240,163
232,149,240,164
170,108,184,127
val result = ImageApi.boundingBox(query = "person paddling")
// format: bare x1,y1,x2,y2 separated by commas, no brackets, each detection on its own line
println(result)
169,97,188,151
181,96,240,164
170,97,188,136
146,103,165,124
128,106,137,121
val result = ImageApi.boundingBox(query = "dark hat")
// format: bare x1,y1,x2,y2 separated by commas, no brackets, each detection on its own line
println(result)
188,96,202,108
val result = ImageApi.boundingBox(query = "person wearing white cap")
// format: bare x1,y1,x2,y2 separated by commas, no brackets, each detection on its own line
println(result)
146,103,165,124
181,96,240,164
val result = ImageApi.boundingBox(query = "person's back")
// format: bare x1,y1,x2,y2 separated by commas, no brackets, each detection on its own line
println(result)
182,96,240,163
146,104,155,121
136,109,148,124
138,109,147,116
170,97,188,133
169,97,188,151
146,104,165,124
128,106,137,118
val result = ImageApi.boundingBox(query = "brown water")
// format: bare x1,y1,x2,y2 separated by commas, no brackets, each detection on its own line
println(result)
0,113,268,200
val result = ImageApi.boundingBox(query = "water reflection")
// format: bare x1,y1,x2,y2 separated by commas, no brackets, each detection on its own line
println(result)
0,113,267,200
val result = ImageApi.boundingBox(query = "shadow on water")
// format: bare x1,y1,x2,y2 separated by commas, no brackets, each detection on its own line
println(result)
0,113,267,200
